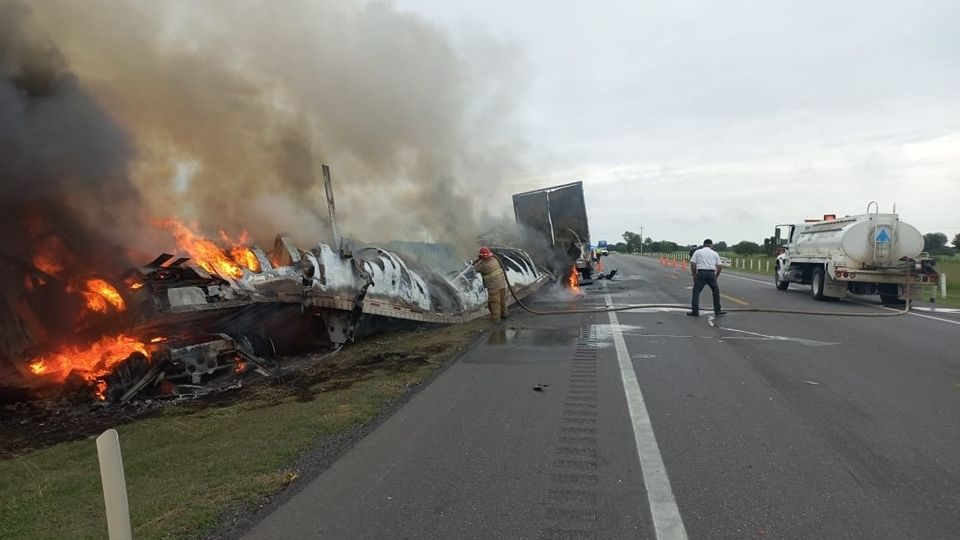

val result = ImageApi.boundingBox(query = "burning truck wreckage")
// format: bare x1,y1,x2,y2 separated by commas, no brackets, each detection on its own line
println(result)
0,220,557,407
0,176,607,409
0,2,598,420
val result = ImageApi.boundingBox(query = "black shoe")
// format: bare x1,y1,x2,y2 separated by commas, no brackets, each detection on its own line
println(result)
715,311,727,316
686,311,699,316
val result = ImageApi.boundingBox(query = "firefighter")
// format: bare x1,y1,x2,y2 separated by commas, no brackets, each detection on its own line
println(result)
474,247,508,321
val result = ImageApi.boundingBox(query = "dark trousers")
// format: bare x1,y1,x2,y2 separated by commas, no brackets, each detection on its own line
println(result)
691,270,721,314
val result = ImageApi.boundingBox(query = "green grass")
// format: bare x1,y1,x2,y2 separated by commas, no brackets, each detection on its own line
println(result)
932,259,960,308
0,321,488,540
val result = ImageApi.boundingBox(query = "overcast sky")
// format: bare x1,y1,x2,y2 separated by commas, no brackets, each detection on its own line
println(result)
395,0,959,246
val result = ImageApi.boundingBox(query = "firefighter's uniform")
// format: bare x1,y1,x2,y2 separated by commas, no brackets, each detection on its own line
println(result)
474,249,508,321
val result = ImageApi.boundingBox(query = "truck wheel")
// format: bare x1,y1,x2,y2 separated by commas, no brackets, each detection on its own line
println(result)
878,284,905,305
811,267,825,301
774,262,789,291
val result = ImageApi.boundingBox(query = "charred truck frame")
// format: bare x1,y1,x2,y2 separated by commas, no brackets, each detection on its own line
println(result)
5,237,548,403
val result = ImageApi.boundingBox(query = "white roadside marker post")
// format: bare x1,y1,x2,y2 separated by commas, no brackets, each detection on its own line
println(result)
97,429,133,540
941,273,947,299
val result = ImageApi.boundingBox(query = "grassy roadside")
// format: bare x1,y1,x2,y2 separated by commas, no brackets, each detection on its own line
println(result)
628,252,960,308
0,320,490,540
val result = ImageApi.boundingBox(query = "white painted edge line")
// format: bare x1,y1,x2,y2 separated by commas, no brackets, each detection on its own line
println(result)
723,273,960,327
604,292,688,540
849,299,960,326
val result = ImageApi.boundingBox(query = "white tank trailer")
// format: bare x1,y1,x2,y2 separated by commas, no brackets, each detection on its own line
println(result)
773,202,939,303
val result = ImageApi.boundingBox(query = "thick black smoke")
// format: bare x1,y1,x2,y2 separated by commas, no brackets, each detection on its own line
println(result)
0,0,530,370
0,1,142,366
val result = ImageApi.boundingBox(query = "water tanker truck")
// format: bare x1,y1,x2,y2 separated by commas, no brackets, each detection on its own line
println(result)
773,202,938,303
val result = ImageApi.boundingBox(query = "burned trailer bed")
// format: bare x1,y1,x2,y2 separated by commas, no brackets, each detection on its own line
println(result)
4,235,548,403
138,241,546,331
100,242,544,400
306,247,546,324
86,241,547,400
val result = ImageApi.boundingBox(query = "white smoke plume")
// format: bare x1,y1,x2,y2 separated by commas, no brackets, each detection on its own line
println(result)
22,0,528,252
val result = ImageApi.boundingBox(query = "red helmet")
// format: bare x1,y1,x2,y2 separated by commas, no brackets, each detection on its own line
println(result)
478,247,493,259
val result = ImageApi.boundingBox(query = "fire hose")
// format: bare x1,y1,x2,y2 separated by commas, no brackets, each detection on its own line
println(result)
495,256,912,318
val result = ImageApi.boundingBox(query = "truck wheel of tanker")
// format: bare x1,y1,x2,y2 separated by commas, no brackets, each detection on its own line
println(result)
774,262,789,291
878,284,905,305
811,267,826,300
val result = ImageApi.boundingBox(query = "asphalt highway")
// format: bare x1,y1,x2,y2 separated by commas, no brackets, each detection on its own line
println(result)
240,253,960,540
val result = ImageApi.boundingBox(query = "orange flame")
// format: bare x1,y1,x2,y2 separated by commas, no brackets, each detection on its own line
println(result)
83,292,109,313
222,230,261,272
31,235,71,278
568,265,580,293
27,334,149,398
33,253,64,278
94,380,109,401
159,220,260,278
84,279,126,312
230,245,261,273
149,336,166,343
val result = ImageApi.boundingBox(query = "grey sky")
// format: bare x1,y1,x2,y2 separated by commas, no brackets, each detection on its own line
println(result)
396,0,960,245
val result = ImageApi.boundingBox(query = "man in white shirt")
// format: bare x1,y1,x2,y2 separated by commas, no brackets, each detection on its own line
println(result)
688,239,727,316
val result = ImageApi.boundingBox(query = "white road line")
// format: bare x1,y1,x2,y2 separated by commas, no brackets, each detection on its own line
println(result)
848,300,960,326
604,292,688,540
723,273,960,327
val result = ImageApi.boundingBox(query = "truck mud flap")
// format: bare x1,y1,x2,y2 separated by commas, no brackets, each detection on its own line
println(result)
823,274,847,298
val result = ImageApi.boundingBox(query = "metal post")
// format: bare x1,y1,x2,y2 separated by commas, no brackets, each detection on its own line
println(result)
97,429,132,540
321,164,341,251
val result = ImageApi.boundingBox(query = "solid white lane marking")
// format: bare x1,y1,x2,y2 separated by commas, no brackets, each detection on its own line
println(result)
723,273,960,327
604,292,688,540
911,306,960,313
848,300,960,326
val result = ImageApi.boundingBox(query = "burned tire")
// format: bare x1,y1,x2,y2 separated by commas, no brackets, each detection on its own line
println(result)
811,267,825,301
774,262,789,291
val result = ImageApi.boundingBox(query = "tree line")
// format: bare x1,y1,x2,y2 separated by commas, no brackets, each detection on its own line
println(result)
614,231,960,256
617,231,772,255
924,232,960,255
